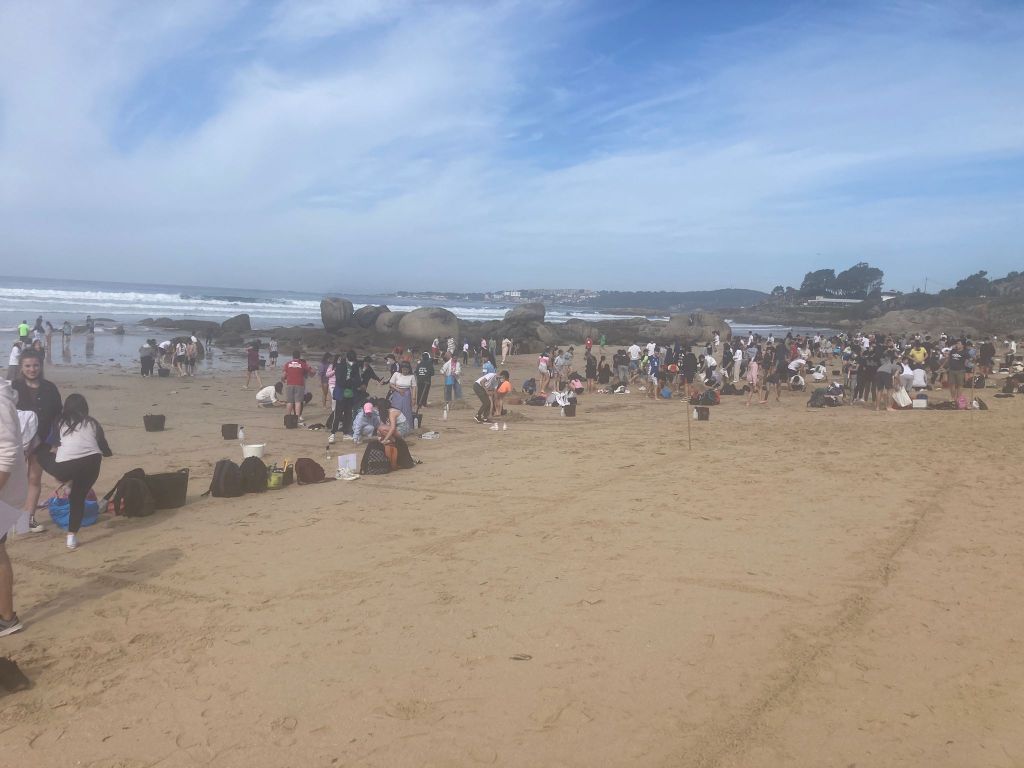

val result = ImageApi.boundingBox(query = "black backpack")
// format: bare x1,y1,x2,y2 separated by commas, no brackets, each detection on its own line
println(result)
360,441,391,475
105,469,156,518
807,388,828,408
392,436,415,470
284,414,299,429
205,459,243,497
239,456,268,494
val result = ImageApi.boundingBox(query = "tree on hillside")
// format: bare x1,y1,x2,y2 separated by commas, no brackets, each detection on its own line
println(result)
943,270,990,297
771,285,785,296
834,262,884,298
799,269,836,296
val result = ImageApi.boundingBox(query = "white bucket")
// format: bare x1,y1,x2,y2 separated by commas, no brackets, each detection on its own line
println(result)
241,443,266,459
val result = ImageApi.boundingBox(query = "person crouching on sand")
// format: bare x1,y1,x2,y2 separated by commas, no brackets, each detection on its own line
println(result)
34,394,112,551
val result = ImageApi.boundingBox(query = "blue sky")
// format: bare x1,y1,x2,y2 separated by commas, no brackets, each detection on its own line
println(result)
0,0,1021,294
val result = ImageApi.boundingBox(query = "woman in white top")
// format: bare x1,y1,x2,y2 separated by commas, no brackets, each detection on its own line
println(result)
388,360,416,426
34,394,112,550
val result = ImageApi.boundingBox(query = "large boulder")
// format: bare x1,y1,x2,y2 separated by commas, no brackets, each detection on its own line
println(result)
398,307,460,344
504,302,546,323
661,311,731,343
221,313,251,333
320,297,354,332
374,311,407,335
352,304,389,329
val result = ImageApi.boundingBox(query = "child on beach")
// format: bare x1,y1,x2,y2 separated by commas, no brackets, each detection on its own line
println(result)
34,394,112,550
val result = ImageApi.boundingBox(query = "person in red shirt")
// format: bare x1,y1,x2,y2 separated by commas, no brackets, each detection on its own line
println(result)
281,351,314,420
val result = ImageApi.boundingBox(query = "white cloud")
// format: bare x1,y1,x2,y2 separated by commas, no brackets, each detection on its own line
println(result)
0,0,1021,292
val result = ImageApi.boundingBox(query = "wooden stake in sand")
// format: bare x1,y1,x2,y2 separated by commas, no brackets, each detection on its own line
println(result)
686,400,692,450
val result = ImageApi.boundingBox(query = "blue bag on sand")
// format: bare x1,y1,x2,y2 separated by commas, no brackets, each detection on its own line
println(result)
47,489,101,530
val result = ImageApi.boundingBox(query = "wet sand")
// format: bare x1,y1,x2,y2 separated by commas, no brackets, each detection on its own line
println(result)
1,357,1022,767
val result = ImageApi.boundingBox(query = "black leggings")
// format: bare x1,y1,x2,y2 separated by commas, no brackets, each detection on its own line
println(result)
141,356,154,376
36,452,102,533
333,397,354,435
416,378,431,409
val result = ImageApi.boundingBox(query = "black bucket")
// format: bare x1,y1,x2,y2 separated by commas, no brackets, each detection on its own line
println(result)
284,414,299,429
157,368,170,378
221,424,239,440
695,406,710,421
562,402,577,417
143,414,166,432
144,469,189,510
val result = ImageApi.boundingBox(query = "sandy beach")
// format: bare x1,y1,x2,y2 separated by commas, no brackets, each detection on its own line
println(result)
1,357,1022,767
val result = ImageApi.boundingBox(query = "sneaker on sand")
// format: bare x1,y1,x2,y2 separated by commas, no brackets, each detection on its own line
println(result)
335,468,360,481
473,415,483,423
66,533,78,551
0,613,23,638
27,518,44,534
327,433,336,444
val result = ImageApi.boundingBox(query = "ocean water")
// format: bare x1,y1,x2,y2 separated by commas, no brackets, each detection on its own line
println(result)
0,275,828,371
0,275,655,331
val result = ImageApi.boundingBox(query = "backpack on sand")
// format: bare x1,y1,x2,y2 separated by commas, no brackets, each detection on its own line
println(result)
807,388,828,408
295,457,328,484
204,459,243,498
284,414,299,429
105,468,156,518
239,456,268,494
360,441,392,475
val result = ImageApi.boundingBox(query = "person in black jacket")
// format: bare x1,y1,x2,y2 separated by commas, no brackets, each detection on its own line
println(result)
415,352,434,410
13,350,61,533
330,351,362,441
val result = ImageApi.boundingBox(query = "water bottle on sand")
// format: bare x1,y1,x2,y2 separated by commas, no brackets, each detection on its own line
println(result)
238,425,245,442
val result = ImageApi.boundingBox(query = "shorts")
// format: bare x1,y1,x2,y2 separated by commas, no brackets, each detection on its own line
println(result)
874,371,892,389
269,351,279,360
949,370,965,387
248,365,259,373
285,384,305,403
174,355,186,364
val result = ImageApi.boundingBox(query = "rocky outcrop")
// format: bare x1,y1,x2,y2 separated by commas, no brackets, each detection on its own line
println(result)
374,311,407,335
504,302,546,323
662,311,731,342
398,307,460,343
864,307,981,338
143,317,221,334
320,297,354,332
352,304,389,329
221,313,251,333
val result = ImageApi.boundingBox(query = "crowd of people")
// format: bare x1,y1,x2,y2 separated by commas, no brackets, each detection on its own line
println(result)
2,315,1021,640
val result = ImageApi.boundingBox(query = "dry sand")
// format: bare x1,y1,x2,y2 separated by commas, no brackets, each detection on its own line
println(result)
2,356,1023,767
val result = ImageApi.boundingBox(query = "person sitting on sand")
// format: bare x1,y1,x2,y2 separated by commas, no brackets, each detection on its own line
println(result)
351,401,382,444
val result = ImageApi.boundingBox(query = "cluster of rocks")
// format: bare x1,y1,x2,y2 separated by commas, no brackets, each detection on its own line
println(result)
318,297,731,353
140,313,252,346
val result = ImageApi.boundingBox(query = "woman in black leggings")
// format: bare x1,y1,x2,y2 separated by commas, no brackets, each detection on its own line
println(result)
35,394,112,550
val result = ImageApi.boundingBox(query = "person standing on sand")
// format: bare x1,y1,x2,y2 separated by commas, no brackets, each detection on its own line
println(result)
441,353,462,404
318,353,332,407
501,337,512,364
0,376,27,636
282,351,314,422
330,351,361,442
944,340,967,404
585,350,597,393
388,360,417,427
268,338,279,368
244,343,262,390
14,350,61,534
745,348,762,406
34,394,112,551
415,352,434,410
